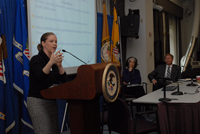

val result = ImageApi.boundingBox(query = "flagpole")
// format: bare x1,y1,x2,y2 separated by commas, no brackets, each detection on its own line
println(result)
118,16,123,75
101,0,111,62
111,0,117,62
111,8,113,62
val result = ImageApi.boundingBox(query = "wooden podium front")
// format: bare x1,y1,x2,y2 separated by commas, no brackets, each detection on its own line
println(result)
41,62,121,134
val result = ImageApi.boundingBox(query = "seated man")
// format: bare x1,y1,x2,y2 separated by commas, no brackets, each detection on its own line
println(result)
148,53,182,91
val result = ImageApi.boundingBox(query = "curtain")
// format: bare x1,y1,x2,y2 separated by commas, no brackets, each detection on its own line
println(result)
165,13,170,54
153,10,171,68
153,10,165,67
153,0,183,68
178,19,182,64
168,14,182,66
158,102,200,134
169,15,178,64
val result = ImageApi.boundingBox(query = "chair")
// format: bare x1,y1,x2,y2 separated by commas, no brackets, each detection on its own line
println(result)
106,98,159,134
100,96,109,134
100,110,108,134
121,82,147,100
121,82,148,117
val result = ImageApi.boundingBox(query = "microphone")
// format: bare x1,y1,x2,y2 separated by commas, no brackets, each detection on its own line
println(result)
156,75,172,85
62,49,87,65
181,66,198,86
171,81,184,95
157,75,172,102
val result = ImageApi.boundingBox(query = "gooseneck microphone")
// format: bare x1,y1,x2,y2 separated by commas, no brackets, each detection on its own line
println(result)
157,76,172,102
182,66,198,86
171,81,184,95
62,49,87,65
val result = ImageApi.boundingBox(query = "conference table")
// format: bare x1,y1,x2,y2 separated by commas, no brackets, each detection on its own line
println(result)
132,81,200,134
132,81,200,104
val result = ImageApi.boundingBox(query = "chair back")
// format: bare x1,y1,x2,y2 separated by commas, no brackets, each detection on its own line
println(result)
107,98,131,134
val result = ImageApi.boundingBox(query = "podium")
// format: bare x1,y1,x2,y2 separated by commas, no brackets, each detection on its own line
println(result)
41,62,121,134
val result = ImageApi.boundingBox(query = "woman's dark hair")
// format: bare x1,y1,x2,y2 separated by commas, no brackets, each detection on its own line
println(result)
125,56,138,68
37,32,55,51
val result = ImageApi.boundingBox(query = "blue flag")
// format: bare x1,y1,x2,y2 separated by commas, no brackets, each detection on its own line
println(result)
0,8,6,133
13,0,33,133
0,1,15,134
0,1,16,133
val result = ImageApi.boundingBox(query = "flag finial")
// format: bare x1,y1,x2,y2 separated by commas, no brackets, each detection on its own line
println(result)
114,0,117,4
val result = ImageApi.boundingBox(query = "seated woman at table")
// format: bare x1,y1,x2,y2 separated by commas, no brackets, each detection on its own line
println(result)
122,57,145,99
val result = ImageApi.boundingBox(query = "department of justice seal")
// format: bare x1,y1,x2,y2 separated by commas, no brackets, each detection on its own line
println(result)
102,63,120,103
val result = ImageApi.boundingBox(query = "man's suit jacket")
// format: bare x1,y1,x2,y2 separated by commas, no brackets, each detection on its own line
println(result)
148,64,182,89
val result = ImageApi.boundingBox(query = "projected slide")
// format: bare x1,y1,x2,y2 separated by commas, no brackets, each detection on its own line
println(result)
27,0,96,73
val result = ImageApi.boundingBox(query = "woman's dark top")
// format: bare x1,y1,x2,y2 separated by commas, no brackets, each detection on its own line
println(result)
122,68,141,84
122,68,145,99
28,50,68,99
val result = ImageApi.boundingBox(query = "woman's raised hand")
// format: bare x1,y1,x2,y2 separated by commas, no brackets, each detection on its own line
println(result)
49,50,64,66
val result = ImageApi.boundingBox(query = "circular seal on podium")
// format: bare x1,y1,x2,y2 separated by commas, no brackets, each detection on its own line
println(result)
102,63,120,103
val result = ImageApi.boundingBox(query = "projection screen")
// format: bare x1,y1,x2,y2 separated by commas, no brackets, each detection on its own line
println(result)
27,0,97,74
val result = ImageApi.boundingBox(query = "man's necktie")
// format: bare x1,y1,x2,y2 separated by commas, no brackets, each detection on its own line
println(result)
167,66,171,78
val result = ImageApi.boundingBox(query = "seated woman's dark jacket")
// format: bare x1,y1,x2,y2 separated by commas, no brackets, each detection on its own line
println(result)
122,68,141,84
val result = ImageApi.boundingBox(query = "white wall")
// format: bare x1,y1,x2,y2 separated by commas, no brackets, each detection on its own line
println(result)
125,0,154,92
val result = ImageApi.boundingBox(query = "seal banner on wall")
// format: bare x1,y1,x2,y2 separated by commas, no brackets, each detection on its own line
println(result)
102,63,120,103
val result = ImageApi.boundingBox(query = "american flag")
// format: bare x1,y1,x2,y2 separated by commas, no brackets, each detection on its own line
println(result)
0,61,6,84
0,62,3,81
23,48,30,60
113,46,119,55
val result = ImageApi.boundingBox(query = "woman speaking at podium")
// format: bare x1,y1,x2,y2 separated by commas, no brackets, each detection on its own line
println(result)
27,32,68,134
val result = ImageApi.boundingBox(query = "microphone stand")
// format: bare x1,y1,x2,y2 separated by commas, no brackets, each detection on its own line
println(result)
171,81,183,95
158,77,171,102
186,77,198,86
182,66,198,86
62,49,87,65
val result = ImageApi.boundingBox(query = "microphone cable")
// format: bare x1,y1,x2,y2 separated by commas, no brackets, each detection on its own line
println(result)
184,86,200,95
